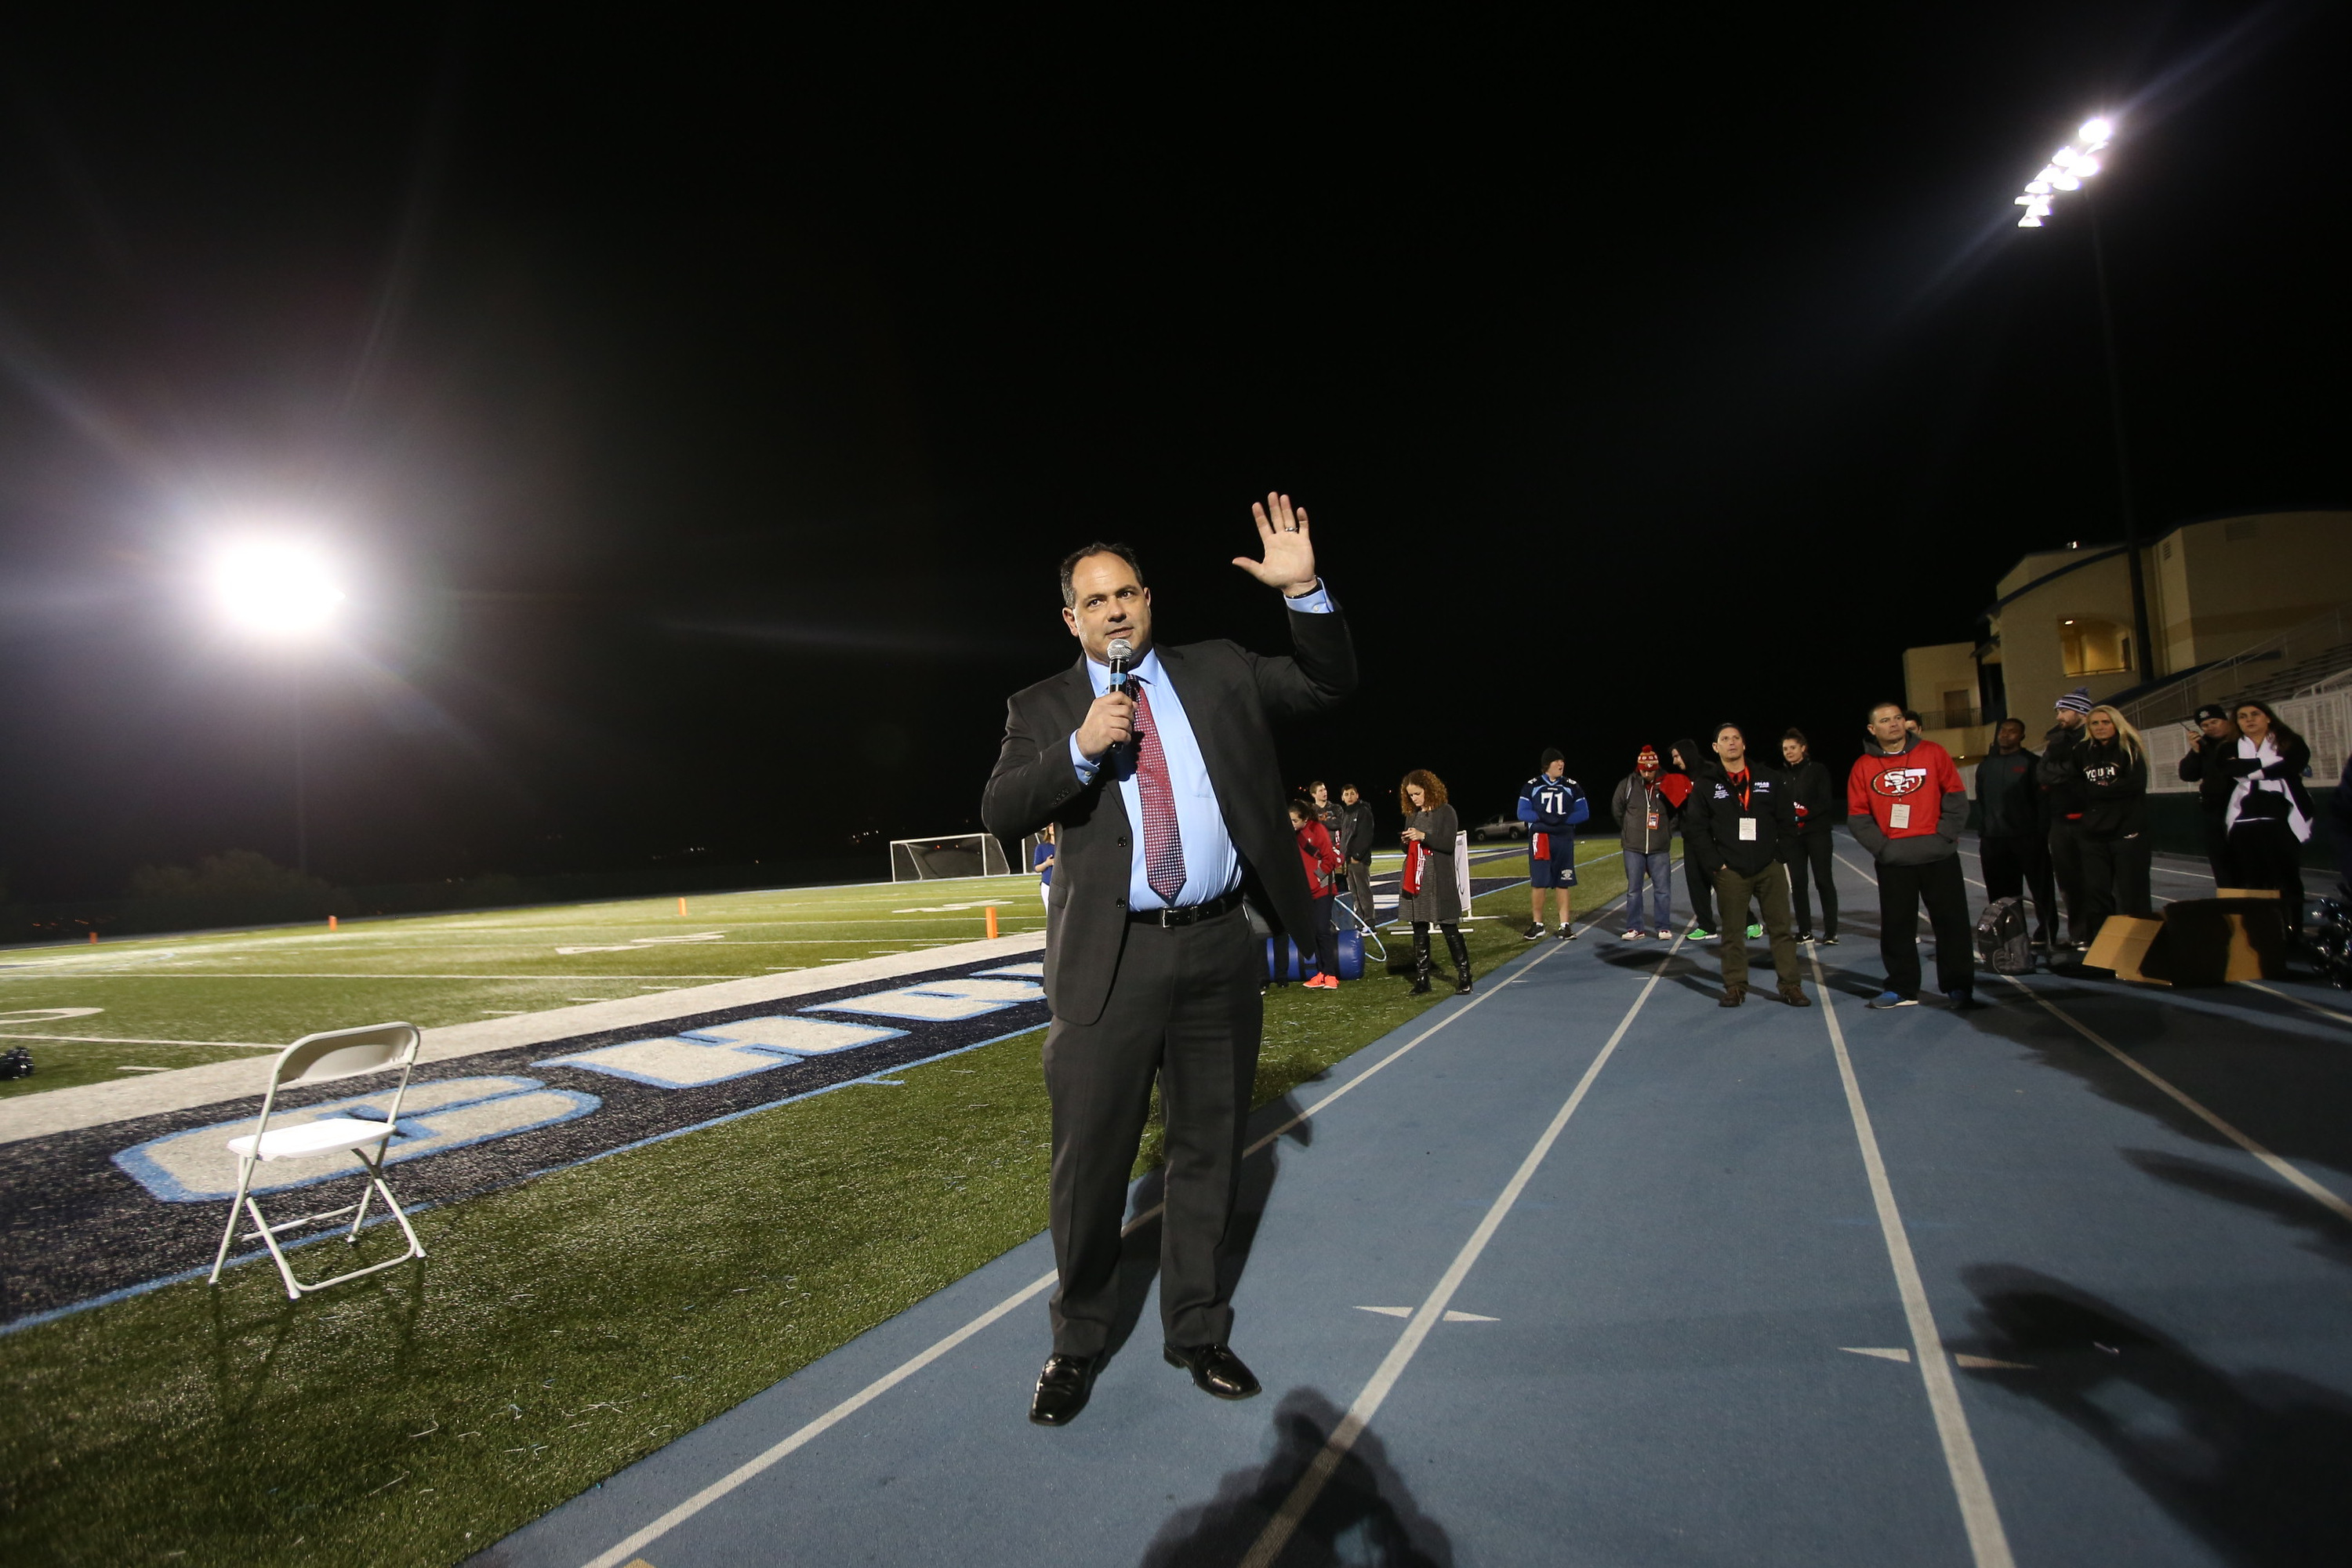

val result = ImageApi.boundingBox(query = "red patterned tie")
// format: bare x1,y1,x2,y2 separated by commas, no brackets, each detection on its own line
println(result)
1131,679,1188,904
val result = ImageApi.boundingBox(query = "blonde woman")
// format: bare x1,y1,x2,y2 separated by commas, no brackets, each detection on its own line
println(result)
2074,704,2151,939
1396,769,1470,995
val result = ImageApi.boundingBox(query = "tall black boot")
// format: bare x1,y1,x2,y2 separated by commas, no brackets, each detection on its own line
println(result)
1410,927,1433,995
1443,925,1472,994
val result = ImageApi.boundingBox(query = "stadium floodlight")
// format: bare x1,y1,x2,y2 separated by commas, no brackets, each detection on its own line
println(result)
2013,112,2114,227
889,833,1013,881
215,541,344,636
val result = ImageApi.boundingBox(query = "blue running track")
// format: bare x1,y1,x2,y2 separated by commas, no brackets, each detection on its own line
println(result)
479,837,2352,1568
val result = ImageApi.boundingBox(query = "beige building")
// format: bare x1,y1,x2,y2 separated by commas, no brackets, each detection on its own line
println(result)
1904,510,2352,765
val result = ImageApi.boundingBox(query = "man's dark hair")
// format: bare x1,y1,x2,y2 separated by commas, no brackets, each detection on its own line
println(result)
1782,727,1809,747
1903,708,1922,725
1059,542,1145,608
1341,782,1359,794
1711,721,1742,742
1866,699,1904,721
1996,716,2025,734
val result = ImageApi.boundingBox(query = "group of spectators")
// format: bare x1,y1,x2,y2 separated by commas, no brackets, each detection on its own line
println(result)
1052,688,2328,1013
1980,688,2318,949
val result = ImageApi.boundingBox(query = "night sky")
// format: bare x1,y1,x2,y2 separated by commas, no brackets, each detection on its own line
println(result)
0,5,2343,902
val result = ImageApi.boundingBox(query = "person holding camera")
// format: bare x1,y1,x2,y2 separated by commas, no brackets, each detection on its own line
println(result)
2176,703,2241,886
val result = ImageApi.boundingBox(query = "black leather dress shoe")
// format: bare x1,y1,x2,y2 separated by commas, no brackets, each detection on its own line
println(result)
1163,1341,1261,1399
1029,1353,1099,1426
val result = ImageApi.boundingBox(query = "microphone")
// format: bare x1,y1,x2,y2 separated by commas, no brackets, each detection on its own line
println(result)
1106,637,1134,694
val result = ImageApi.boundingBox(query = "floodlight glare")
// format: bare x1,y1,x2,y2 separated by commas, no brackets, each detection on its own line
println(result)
2053,174,2081,191
2073,156,2101,178
2080,116,2114,143
215,543,344,636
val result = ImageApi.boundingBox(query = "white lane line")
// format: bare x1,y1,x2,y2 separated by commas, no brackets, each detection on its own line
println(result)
577,939,1573,1568
1238,936,1685,1568
576,1263,1063,1568
1809,946,2015,1568
1835,851,1879,886
2241,980,2352,1028
1995,975,2352,1223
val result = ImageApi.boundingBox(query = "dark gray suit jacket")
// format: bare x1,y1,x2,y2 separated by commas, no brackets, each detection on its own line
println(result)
982,604,1356,1025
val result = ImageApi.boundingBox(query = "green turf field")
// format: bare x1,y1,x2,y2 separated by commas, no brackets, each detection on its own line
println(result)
0,875,1051,1098
0,852,1637,1568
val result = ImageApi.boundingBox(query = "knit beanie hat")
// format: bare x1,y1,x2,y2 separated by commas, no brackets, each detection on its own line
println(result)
1540,747,1564,769
2056,687,2093,714
2194,702,2230,724
1635,745,1660,771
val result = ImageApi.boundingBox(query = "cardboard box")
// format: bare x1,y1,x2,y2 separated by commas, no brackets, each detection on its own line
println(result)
2084,916,2166,983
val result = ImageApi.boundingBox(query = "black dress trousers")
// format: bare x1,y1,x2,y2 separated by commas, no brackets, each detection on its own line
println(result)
1041,906,1261,1358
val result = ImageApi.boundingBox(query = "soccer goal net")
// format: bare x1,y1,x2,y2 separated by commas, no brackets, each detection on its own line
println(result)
889,833,1014,882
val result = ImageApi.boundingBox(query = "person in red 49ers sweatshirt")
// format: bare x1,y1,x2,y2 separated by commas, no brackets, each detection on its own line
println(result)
1847,700,1976,1008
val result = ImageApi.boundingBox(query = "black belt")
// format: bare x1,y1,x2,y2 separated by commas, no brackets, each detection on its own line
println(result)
1127,889,1247,927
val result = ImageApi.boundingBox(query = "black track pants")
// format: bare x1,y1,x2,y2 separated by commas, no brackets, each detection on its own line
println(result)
1875,853,1975,1000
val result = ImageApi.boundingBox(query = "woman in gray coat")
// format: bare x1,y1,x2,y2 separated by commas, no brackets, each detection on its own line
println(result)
1396,769,1471,995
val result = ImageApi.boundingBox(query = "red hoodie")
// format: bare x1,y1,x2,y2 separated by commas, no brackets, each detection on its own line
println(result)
1294,820,1342,895
1846,737,1966,862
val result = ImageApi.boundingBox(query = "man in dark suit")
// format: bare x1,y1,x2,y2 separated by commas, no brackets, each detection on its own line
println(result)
982,493,1356,1426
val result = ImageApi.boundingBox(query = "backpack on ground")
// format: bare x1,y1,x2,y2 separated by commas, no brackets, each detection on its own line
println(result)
1974,895,2033,975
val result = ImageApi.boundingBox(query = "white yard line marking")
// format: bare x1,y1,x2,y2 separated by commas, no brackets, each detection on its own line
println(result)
2241,980,2352,1027
0,973,748,982
0,1032,278,1047
1809,947,2014,1568
1996,975,2352,1223
577,940,1573,1568
1238,938,1682,1568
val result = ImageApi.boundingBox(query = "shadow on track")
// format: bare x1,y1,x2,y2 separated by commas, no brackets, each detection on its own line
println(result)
2122,1150,2352,1271
1139,1386,1454,1567
1947,978,2352,1187
1958,1265,2352,1568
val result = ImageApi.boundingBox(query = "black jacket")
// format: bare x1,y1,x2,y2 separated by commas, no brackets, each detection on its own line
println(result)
1680,763,1801,878
982,604,1356,1025
2074,738,2148,838
2038,722,2091,822
1974,746,2042,839
1783,757,1836,838
2177,734,2240,817
2212,732,2315,830
1334,797,1376,862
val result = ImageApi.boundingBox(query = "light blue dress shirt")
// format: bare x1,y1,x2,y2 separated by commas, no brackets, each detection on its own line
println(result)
1069,581,1334,911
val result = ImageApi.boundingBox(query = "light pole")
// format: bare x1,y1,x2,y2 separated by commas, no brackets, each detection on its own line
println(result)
213,541,345,875
2013,116,2156,682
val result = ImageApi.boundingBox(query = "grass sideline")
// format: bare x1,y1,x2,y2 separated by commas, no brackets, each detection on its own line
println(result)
0,877,1050,1098
2,845,1631,1567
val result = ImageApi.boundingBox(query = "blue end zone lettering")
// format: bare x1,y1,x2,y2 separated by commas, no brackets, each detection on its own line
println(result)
539,1017,906,1088
804,976,1045,1022
112,1076,601,1204
972,962,1044,978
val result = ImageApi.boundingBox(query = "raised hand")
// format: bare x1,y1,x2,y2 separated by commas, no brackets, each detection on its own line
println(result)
1233,492,1319,597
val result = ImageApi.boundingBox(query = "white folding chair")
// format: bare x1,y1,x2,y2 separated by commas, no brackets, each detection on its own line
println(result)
207,1022,428,1300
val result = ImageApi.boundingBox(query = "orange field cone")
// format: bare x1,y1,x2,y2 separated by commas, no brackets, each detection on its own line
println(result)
328,914,339,931
985,906,1000,939
89,931,97,944
678,896,688,916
